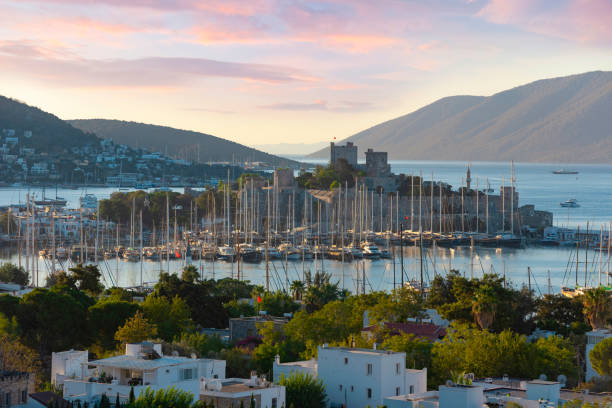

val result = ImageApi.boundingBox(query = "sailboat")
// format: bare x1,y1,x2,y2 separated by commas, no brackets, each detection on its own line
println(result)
34,186,67,207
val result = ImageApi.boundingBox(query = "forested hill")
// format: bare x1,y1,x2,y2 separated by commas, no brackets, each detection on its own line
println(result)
307,71,612,163
0,95,98,152
69,119,301,167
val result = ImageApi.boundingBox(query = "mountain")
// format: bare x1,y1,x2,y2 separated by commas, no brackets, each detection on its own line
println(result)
0,95,98,152
69,119,301,167
308,71,612,163
251,141,329,156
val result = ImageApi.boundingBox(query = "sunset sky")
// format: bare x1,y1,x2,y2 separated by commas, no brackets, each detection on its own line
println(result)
0,0,611,148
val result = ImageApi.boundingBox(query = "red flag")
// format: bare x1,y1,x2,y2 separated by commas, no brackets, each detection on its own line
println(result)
175,251,181,258
257,296,262,303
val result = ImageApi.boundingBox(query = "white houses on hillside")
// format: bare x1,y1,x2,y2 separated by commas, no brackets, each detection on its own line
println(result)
274,344,427,408
52,342,225,406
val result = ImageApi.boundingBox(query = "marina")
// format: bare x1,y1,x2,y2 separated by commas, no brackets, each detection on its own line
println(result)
0,160,610,295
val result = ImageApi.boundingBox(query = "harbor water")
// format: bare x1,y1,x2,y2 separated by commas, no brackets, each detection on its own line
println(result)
1,160,611,294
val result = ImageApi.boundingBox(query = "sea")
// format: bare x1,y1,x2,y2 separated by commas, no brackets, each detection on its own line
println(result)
2,160,611,294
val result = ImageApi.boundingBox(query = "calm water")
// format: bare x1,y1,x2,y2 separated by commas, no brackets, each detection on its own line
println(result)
2,160,612,294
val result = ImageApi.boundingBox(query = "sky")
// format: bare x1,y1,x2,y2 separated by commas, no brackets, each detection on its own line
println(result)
0,0,611,149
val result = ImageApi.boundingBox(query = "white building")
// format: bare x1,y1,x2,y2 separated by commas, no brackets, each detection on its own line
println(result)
586,329,612,381
55,342,226,406
273,345,426,408
200,376,285,408
385,380,564,408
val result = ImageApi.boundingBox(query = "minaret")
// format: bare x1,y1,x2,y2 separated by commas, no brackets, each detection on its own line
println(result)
466,164,472,190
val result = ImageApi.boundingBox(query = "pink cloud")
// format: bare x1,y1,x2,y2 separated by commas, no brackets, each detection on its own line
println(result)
478,0,612,44
0,43,318,88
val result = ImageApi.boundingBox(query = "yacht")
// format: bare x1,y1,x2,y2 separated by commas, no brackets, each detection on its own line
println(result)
257,245,281,260
79,193,98,209
238,244,262,263
553,169,579,175
278,243,301,260
560,199,580,208
217,245,236,262
361,243,382,260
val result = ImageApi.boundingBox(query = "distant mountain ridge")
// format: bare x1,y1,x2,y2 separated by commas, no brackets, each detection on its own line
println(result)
308,71,612,163
69,119,301,167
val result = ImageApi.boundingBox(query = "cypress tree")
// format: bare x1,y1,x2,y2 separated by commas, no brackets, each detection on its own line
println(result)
128,387,135,404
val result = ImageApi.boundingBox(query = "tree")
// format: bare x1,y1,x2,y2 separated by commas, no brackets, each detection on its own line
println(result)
582,287,611,330
129,387,195,408
279,372,327,408
472,285,497,330
589,337,612,377
18,287,91,358
181,265,199,283
68,264,104,296
140,295,192,341
381,333,432,369
0,263,29,286
428,272,535,334
88,300,138,350
430,323,577,386
114,311,157,345
290,281,305,301
0,334,41,381
535,294,588,335
258,292,299,316
99,394,110,408
303,271,343,313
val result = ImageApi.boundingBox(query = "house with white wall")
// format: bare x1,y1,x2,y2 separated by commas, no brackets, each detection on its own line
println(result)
200,376,285,408
54,342,225,406
273,345,426,408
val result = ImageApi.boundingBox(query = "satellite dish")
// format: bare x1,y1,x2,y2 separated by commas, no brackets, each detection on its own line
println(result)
446,380,455,387
557,375,567,386
191,353,197,359
171,351,179,357
539,374,547,381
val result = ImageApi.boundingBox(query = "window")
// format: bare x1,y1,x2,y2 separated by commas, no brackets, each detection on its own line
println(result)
339,385,343,391
6,392,11,406
22,390,27,403
367,388,372,399
272,398,277,408
409,385,414,394
180,367,197,381
344,357,348,365
396,363,401,374
350,386,354,392
396,387,401,396
366,363,373,376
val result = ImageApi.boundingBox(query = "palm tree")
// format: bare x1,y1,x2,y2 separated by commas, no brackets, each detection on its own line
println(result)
472,285,497,330
290,280,305,301
582,287,612,330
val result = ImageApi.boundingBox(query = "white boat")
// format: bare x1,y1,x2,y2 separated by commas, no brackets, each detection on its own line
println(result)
217,245,236,262
80,193,97,209
278,243,301,260
560,199,580,208
361,243,381,259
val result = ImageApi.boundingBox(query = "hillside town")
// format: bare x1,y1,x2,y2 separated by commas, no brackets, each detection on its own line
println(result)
0,127,250,187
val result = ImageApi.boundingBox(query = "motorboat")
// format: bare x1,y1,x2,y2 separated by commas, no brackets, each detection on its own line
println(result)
560,199,580,208
239,244,262,263
278,243,301,260
553,169,579,175
217,245,236,262
361,243,381,260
